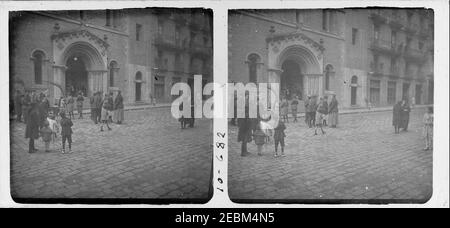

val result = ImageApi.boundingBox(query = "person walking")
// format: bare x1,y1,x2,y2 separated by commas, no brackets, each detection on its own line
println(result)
304,96,310,126
76,92,84,119
253,120,266,156
328,95,339,128
291,95,299,123
392,101,402,134
14,90,23,122
273,119,286,157
400,99,411,131
322,96,329,126
314,97,327,136
308,96,317,128
280,97,289,123
422,106,433,150
114,91,124,124
100,93,113,131
60,112,73,153
25,102,40,153
93,92,103,124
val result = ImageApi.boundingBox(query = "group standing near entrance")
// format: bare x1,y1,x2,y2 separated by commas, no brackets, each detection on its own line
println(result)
14,87,127,154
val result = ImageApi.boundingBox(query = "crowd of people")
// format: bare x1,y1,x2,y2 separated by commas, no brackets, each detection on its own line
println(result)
13,89,125,154
235,94,340,158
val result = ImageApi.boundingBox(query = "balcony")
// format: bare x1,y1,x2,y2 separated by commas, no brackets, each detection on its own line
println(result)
404,47,427,63
154,58,168,72
188,42,212,58
404,22,420,34
369,62,384,77
388,65,400,78
370,38,402,56
153,34,184,52
387,13,405,30
369,10,388,24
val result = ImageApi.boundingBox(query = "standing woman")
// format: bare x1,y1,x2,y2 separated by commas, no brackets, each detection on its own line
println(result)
304,96,310,126
328,95,339,128
114,91,124,124
314,97,327,135
100,93,113,131
237,95,253,157
400,99,411,131
392,101,402,134
291,95,299,123
76,92,84,119
66,94,75,120
280,97,289,123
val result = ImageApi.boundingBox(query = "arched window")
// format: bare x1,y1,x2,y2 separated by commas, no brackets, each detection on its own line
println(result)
351,75,358,84
136,71,142,81
247,53,261,83
109,61,117,87
32,50,45,84
325,64,334,90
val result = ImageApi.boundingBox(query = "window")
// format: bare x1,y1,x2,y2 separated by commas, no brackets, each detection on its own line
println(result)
322,10,328,31
247,53,260,83
109,61,117,87
106,10,111,26
352,28,358,45
136,23,142,41
351,75,358,85
32,51,44,84
112,11,119,28
387,81,397,104
370,80,381,105
295,10,302,24
391,31,397,47
325,64,334,90
374,24,380,40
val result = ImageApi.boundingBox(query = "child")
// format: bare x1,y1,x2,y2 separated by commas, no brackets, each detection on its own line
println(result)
47,111,60,143
253,121,266,156
60,112,73,153
40,120,53,152
423,106,433,151
274,119,286,157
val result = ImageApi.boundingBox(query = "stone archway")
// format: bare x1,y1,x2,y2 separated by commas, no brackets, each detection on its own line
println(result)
51,30,108,99
266,33,324,98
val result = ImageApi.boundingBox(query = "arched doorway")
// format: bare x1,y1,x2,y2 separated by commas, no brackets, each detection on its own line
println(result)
350,75,358,106
280,59,303,100
135,72,142,102
66,56,88,96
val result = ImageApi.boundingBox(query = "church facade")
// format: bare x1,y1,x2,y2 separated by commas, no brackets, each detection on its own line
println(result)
10,8,213,105
229,9,434,109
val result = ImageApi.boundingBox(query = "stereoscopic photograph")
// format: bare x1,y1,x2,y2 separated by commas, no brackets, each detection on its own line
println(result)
228,8,434,203
9,8,213,203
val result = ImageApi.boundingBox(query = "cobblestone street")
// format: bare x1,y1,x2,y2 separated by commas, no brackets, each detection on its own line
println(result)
228,107,432,202
10,108,212,201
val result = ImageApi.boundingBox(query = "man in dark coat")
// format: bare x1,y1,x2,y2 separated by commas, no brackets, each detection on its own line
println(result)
22,91,32,124
90,93,96,122
25,102,40,153
400,99,411,131
93,92,103,124
14,90,23,122
392,101,402,134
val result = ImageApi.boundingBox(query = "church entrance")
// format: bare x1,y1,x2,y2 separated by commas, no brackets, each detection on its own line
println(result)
280,59,304,100
66,55,88,96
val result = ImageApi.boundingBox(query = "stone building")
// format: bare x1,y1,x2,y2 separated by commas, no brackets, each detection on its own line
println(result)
10,8,213,105
228,9,434,109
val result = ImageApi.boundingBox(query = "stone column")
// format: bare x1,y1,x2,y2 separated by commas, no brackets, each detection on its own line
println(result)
52,65,66,101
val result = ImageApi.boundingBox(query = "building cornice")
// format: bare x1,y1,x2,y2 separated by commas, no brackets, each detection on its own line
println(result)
33,12,129,37
238,11,345,41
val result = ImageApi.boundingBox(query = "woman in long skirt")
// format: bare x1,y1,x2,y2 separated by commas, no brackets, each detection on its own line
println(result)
392,101,402,134
328,95,339,128
114,91,124,124
423,106,433,150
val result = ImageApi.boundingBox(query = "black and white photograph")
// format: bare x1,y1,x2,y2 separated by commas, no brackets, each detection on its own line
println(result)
8,8,214,202
228,8,435,203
